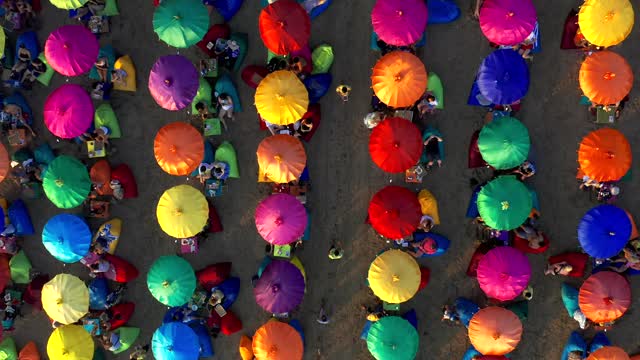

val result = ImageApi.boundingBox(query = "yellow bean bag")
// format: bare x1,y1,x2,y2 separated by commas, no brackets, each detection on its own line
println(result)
113,55,136,92
418,189,440,224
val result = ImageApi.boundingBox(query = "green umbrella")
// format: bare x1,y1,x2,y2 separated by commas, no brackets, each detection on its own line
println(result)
367,316,418,360
152,0,209,48
50,0,88,10
477,175,532,231
42,155,91,209
478,116,530,170
147,255,196,307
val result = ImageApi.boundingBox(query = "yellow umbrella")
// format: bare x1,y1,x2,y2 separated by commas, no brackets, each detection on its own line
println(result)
42,274,89,325
368,249,421,303
578,0,634,47
156,184,208,238
47,325,94,360
255,70,309,125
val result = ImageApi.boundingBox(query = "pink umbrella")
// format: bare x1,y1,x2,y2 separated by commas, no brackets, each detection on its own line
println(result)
477,246,531,301
479,0,536,46
148,55,199,111
371,0,428,46
255,193,307,245
44,25,99,77
44,84,94,139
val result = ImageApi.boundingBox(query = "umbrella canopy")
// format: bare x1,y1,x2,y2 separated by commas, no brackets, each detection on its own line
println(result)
152,322,200,360
257,134,307,183
258,0,310,55
578,128,631,182
50,0,88,9
477,176,532,230
0,143,8,183
369,117,422,173
578,205,631,259
148,55,199,111
368,186,421,239
371,0,428,46
579,271,631,323
147,255,196,307
255,70,309,125
42,274,89,325
152,0,209,48
44,84,94,139
367,316,419,360
44,25,99,77
47,325,94,360
478,117,530,170
588,346,630,360
254,260,305,313
477,49,529,105
42,156,91,209
157,185,208,239
477,246,531,301
578,0,634,47
42,214,91,263
252,321,303,360
468,307,523,356
368,249,420,303
479,0,537,45
371,51,427,108
255,194,307,245
154,122,204,176
579,51,633,105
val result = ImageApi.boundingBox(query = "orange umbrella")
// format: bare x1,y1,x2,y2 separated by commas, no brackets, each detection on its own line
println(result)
154,122,204,176
468,307,523,356
0,143,8,183
252,321,303,360
578,128,631,182
588,346,630,360
579,51,633,105
257,135,306,184
371,51,427,108
579,271,630,323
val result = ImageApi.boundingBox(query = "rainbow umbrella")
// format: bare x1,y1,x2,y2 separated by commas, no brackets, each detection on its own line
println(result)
254,260,305,314
148,55,198,111
44,84,94,139
42,156,91,209
153,0,209,48
477,246,531,301
152,322,200,360
477,49,529,105
42,214,91,263
479,0,537,46
578,205,631,259
44,25,99,77
255,194,307,245
371,0,428,46
367,316,419,360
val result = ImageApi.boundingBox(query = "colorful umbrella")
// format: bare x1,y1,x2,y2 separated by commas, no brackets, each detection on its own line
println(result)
255,70,309,125
42,214,91,263
255,194,307,245
0,143,9,183
369,117,422,173
152,0,209,48
254,260,305,313
468,307,523,356
44,84,94,139
44,25,99,77
154,122,204,176
42,155,91,209
479,0,537,46
368,249,420,303
579,271,631,323
157,185,208,239
257,134,307,183
477,49,529,105
578,205,631,259
152,322,200,360
368,186,421,239
259,0,310,55
148,55,199,111
371,51,427,108
50,0,88,9
578,128,631,182
579,51,633,105
477,246,531,301
371,0,428,46
252,321,303,360
477,176,532,230
42,274,89,325
47,325,94,360
367,316,419,360
588,346,630,360
578,0,634,48
147,255,196,307
478,116,530,170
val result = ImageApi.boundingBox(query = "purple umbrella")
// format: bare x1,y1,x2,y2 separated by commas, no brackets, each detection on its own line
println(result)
254,260,304,314
477,49,529,105
148,55,198,111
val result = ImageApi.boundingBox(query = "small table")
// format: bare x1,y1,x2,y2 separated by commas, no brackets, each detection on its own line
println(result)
596,106,617,124
7,129,26,148
87,140,106,158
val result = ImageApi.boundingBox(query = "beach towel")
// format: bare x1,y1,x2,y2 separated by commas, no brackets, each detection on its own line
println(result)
196,262,231,289
35,53,54,86
560,9,579,50
110,164,138,198
311,44,333,74
94,103,122,138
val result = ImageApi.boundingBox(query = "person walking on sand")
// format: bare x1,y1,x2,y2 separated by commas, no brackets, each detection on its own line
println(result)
336,85,351,102
328,245,343,260
317,299,330,324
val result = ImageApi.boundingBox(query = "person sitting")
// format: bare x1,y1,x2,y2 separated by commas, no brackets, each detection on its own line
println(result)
608,246,640,272
514,32,535,60
514,223,544,249
15,0,33,28
544,261,573,276
293,118,313,138
2,104,35,137
579,175,599,191
336,85,351,102
216,93,234,123
129,344,150,360
418,215,434,232
109,180,124,201
89,259,112,277
266,57,288,73
513,160,536,180
91,81,112,100
409,237,438,258
211,161,229,181
417,94,438,117
20,58,47,89
207,288,225,314
95,57,109,83
111,69,127,86
77,0,105,19
196,163,213,184
422,134,444,168
9,45,32,82
264,120,288,135
79,126,115,154
0,235,19,255
101,330,122,352
288,56,307,78
597,182,619,203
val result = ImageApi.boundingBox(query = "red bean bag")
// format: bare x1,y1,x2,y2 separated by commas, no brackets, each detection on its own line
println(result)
23,274,49,309
196,262,232,289
31,0,42,12
466,243,495,277
548,252,589,278
258,113,268,131
106,302,135,330
103,254,139,283
512,233,550,254
468,130,488,169
197,24,231,58
418,266,430,291
209,203,223,233
207,309,242,335
111,164,138,199
241,65,269,90
560,9,579,49
290,46,313,74
298,104,321,142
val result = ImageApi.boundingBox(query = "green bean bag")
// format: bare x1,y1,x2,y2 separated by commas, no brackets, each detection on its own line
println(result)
36,52,55,86
191,78,213,114
94,103,122,139
230,32,248,73
214,73,242,112
89,46,115,82
99,0,119,16
9,250,31,284
0,337,17,360
427,72,444,109
311,44,334,74
214,141,239,178
112,327,140,354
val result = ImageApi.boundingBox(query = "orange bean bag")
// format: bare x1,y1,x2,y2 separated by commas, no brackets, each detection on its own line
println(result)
18,341,40,360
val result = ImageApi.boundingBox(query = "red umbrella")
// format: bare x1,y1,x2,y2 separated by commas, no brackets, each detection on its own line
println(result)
259,0,310,55
369,117,422,173
368,186,421,239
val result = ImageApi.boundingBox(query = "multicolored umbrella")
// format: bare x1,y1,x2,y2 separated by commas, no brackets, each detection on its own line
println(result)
252,321,303,360
259,0,310,55
42,214,91,263
0,143,9,183
579,271,631,323
578,128,631,182
42,155,91,209
478,117,530,170
42,274,89,325
44,25,99,76
157,185,208,239
257,134,307,183
578,205,631,259
255,194,307,245
44,84,94,139
147,255,196,307
369,117,422,173
148,55,199,111
477,246,531,301
367,316,419,360
152,0,209,48
255,70,309,125
371,0,428,46
368,249,420,303
254,260,305,314
368,186,421,239
578,0,634,48
152,322,200,360
476,176,532,230
154,122,204,176
579,51,633,105
371,51,427,108
468,307,523,356
588,346,630,360
47,325,94,360
479,0,537,46
477,49,529,105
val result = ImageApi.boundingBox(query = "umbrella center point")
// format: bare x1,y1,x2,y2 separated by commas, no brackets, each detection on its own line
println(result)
392,274,400,282
56,297,63,305
501,201,509,210
269,345,278,355
386,209,399,218
396,10,403,16
173,15,181,21
606,151,615,159
499,272,509,280
274,154,282,162
609,231,616,236
275,93,283,100
604,11,615,21
55,179,64,187
507,11,514,17
271,284,280,293
277,20,285,28
394,74,402,82
169,145,177,153
162,280,170,288
174,208,183,216
274,216,284,226
57,236,64,243
492,332,501,340
62,42,70,49
164,78,173,86
604,296,614,305
603,72,616,81
393,142,400,148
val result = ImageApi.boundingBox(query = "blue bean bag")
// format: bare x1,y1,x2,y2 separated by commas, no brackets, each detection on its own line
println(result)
190,140,214,177
468,76,493,107
210,0,243,22
561,283,580,317
427,0,460,24
589,332,611,354
0,208,4,233
162,307,184,323
360,320,373,340
89,278,109,310
454,297,479,328
303,73,331,104
214,73,242,112
4,92,33,125
15,31,39,64
462,346,482,360
562,331,587,360
213,277,239,309
413,232,450,257
401,309,418,330
7,199,34,235
289,319,305,345
191,322,214,357
299,166,310,182
90,46,115,82
466,184,483,218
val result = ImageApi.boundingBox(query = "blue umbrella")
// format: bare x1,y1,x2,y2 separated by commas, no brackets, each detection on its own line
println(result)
42,214,91,263
152,322,200,360
578,205,631,259
477,49,529,105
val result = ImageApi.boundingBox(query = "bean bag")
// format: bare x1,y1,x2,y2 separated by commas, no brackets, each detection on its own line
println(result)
298,103,321,142
113,55,136,92
191,323,214,357
197,24,231,58
413,232,450,257
266,49,286,63
23,274,48,309
257,256,271,278
421,127,445,163
468,130,488,168
561,283,579,317
90,160,113,196
467,77,493,107
466,184,482,218
560,9,579,50
548,252,588,278
163,307,187,324
107,302,135,330
303,73,331,104
35,53,54,86
213,277,240,309
417,189,440,224
371,31,426,50
288,318,305,344
311,44,333,74
196,262,231,289
34,143,55,166
15,32,38,64
306,0,332,19
4,93,33,125
506,301,528,321
290,46,313,73
103,253,139,283
89,277,109,310
9,250,31,284
239,335,253,360
427,0,460,24
230,32,248,72
211,0,243,21
426,72,444,109
190,140,214,177
0,199,7,226
2,42,13,70
454,297,479,328
207,309,242,335
625,210,638,240
214,73,242,112
462,346,482,360
418,267,430,290
8,200,34,235
214,141,240,178
241,65,268,89
18,341,39,360
512,234,550,254
562,331,587,360
589,332,611,354
466,242,494,277
402,309,418,330
112,327,140,354
208,202,223,233
99,0,119,16
90,46,115,82
191,78,213,114
301,208,311,241
290,256,306,283
0,337,17,360
94,103,122,139
110,164,138,198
